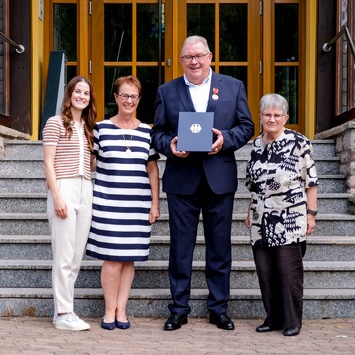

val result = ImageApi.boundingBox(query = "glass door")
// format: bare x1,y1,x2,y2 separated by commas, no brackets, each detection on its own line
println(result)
179,0,262,133
91,0,262,127
43,0,91,107
44,0,305,134
91,0,165,123
263,0,304,134
175,0,304,134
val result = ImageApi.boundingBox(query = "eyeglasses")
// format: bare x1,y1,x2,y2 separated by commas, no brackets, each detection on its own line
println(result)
261,113,287,120
181,52,210,62
117,93,140,102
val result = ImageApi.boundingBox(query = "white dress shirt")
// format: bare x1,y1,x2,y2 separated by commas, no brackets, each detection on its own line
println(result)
183,68,212,112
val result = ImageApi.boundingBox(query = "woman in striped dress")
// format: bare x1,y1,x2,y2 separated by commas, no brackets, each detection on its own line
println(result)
86,75,160,330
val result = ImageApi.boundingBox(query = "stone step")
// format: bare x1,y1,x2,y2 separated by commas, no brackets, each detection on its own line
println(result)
0,286,353,319
0,192,351,214
229,139,337,159
1,259,354,290
0,161,45,178
1,140,44,160
0,157,342,178
155,158,341,177
0,212,354,236
126,139,340,158
0,177,48,194
226,157,339,176
2,139,336,160
0,174,348,194
2,139,354,320
1,235,355,262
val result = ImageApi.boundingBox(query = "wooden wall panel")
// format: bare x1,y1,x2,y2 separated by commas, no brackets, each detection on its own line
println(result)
10,0,31,134
316,0,336,132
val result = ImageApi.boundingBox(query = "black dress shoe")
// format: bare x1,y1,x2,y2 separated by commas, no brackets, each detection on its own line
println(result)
209,313,235,330
256,324,283,333
164,313,188,331
283,327,300,336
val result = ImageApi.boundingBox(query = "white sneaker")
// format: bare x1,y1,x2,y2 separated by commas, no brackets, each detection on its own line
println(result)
54,312,90,331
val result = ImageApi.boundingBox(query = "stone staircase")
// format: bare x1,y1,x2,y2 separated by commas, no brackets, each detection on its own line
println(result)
0,139,355,319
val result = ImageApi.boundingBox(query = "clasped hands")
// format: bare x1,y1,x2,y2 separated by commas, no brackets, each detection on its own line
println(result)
171,128,224,158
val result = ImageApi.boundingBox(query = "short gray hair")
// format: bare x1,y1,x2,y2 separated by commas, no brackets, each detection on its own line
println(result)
181,36,210,55
260,93,288,114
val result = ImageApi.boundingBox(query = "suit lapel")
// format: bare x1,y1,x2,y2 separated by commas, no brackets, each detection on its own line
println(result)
176,78,195,112
175,73,222,112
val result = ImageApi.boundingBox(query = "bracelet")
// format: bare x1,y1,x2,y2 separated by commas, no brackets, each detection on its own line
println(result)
307,209,317,216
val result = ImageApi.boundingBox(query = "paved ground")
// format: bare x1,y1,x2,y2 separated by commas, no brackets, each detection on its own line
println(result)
0,317,354,354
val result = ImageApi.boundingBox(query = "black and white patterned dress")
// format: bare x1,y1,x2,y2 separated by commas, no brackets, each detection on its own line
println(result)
246,129,319,247
86,119,159,261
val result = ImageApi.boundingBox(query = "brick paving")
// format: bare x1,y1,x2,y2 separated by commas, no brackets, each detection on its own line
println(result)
0,317,354,354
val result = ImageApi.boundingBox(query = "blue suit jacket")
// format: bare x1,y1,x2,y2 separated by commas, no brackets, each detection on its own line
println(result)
151,71,255,195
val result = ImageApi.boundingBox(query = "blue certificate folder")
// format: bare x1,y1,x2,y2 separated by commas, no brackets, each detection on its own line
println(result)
176,112,214,152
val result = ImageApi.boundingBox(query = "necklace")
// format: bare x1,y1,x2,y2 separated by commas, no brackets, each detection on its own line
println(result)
122,133,133,155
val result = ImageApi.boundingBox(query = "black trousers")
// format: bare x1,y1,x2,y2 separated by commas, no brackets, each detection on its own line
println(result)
252,242,306,329
166,175,234,315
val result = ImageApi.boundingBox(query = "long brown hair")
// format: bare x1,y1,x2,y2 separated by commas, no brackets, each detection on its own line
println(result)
61,76,97,150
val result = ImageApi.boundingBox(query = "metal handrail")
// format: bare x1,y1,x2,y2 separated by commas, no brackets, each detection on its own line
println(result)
323,25,355,58
0,32,25,53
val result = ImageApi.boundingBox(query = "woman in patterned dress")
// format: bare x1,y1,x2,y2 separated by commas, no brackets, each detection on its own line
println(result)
245,93,318,337
86,76,160,330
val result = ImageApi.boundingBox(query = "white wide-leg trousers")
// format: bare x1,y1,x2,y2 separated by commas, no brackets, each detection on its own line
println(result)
47,177,93,314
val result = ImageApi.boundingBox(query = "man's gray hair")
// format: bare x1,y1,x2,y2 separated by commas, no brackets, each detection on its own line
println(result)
181,36,210,55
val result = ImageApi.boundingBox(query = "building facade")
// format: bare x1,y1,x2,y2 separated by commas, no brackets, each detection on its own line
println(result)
0,0,353,141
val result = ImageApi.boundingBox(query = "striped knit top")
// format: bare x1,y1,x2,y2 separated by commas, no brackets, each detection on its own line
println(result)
42,115,92,180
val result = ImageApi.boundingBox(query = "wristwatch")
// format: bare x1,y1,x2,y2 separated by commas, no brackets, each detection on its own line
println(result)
307,209,317,216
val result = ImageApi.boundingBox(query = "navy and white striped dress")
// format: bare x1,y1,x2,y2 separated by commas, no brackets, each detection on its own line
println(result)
86,119,159,262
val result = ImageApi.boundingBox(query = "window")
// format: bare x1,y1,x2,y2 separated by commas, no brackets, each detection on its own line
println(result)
336,0,355,115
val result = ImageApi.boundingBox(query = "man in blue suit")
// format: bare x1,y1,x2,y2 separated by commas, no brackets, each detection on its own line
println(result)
152,36,254,331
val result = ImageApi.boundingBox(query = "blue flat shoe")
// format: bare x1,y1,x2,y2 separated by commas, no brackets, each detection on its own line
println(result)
101,318,116,330
115,318,130,329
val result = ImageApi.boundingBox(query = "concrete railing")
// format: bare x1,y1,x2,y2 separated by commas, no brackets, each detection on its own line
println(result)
0,125,30,157
315,119,355,214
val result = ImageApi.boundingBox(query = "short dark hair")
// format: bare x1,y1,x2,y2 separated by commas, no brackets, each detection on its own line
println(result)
113,75,142,97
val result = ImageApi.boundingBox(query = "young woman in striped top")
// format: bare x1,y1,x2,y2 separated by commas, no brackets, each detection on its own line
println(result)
42,76,97,331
